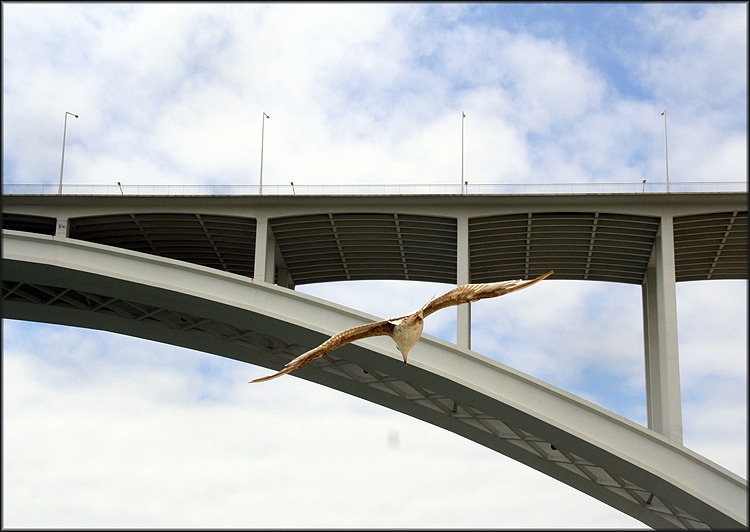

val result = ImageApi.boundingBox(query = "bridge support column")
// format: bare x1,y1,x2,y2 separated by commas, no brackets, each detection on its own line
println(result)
642,215,683,444
277,267,292,289
55,217,68,238
457,215,471,349
254,217,276,284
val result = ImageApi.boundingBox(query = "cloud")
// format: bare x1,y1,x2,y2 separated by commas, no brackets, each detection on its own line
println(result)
625,4,748,182
3,320,648,528
677,281,748,384
5,3,744,190
635,4,747,114
2,3,745,528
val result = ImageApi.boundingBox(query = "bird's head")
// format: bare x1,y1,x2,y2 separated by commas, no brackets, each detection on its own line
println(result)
405,312,424,330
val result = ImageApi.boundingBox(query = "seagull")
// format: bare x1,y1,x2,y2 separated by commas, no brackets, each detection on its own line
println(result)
250,270,553,383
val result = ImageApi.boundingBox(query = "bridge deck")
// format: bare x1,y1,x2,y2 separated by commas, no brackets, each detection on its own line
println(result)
2,192,747,287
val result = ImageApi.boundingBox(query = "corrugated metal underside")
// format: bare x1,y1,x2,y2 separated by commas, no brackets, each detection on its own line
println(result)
3,209,744,286
673,211,748,281
269,213,458,284
68,213,257,277
469,212,660,284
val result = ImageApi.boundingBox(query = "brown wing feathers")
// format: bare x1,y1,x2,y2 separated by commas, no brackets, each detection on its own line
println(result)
250,270,553,382
249,319,396,383
421,270,553,318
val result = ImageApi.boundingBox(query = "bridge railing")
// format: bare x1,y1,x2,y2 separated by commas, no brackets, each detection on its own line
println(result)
1,181,747,196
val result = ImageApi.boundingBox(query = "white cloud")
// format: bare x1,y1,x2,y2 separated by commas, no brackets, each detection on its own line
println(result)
6,3,743,190
2,3,745,528
636,4,747,115
683,396,748,477
2,320,648,528
677,280,748,386
4,276,742,527
471,281,646,397
624,4,748,183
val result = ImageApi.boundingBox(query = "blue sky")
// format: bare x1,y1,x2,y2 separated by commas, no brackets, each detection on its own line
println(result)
2,2,747,528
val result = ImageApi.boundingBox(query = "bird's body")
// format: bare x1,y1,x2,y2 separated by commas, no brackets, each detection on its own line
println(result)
391,313,425,360
251,270,553,383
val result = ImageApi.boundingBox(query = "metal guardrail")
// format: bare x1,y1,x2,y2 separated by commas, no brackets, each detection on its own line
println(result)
1,181,747,196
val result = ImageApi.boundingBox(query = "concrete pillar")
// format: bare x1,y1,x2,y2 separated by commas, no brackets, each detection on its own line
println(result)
642,214,683,444
277,267,292,289
457,215,471,349
55,217,68,238
254,217,276,284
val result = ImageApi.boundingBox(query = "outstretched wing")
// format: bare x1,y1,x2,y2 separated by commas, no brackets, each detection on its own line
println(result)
250,319,396,383
421,270,553,318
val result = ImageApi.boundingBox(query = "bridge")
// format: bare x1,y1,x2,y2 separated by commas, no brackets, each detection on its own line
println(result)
2,189,747,529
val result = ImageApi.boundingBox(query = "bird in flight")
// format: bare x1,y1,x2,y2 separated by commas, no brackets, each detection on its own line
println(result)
251,270,553,383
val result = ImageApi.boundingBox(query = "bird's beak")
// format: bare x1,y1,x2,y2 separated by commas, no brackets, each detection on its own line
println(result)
401,351,409,364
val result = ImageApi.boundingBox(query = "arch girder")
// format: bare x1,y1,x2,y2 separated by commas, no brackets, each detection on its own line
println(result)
2,230,746,530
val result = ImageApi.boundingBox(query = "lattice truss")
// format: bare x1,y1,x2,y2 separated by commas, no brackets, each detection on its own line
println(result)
2,280,709,530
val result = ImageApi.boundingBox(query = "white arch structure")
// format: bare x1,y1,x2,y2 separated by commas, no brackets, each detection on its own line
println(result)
2,229,746,529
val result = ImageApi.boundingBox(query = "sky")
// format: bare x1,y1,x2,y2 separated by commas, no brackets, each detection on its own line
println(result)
1,2,747,528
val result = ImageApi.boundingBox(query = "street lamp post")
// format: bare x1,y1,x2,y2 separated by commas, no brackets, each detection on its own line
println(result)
661,108,669,193
461,111,466,194
58,111,78,194
259,112,269,195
